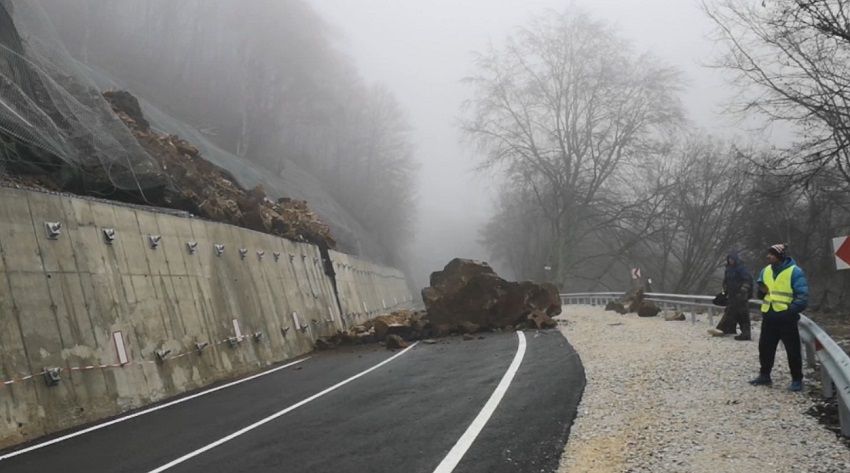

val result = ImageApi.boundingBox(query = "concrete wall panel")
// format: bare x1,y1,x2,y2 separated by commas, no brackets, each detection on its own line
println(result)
0,188,412,448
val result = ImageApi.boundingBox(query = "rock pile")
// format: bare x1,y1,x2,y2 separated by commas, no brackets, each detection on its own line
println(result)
421,258,561,331
315,259,563,351
102,90,336,248
604,287,661,317
314,309,428,351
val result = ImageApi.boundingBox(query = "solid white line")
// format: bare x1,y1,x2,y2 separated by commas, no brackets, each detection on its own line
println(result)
432,331,527,473
0,357,310,461
147,342,419,473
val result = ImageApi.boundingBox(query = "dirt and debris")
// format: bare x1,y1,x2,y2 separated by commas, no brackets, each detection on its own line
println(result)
314,309,428,351
0,89,335,249
102,90,336,248
314,259,562,352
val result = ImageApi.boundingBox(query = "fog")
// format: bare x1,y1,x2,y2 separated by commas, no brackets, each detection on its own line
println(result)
17,0,846,298
310,0,766,286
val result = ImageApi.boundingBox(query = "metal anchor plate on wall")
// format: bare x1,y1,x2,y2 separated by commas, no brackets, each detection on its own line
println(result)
102,228,116,244
45,222,62,240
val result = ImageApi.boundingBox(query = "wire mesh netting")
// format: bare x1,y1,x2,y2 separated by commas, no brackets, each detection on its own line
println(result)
0,0,386,259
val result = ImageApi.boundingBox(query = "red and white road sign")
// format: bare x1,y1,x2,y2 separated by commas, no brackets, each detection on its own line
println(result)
833,236,850,270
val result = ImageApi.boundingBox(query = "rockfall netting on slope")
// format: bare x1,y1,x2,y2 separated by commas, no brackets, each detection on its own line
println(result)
0,0,387,260
0,0,164,194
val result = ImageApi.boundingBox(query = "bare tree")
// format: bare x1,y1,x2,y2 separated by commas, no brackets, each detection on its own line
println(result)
705,0,850,185
462,9,683,286
652,136,751,293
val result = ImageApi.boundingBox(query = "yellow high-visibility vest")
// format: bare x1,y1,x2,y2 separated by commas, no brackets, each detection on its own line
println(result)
760,264,796,313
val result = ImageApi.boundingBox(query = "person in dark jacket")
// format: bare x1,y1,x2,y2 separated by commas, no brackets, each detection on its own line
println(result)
749,243,809,392
708,251,754,340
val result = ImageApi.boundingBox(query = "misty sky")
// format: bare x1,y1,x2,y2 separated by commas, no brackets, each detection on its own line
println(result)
309,0,785,282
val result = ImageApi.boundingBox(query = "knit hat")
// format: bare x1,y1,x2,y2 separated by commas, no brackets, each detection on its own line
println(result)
768,243,787,258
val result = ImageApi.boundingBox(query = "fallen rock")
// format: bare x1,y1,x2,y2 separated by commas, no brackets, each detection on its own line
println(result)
422,258,561,331
422,339,437,345
459,321,481,334
350,325,368,334
313,310,429,351
433,324,453,338
103,90,150,131
624,288,645,313
371,310,422,340
462,333,475,341
663,311,686,321
637,301,660,318
528,310,557,329
605,301,628,314
385,334,408,350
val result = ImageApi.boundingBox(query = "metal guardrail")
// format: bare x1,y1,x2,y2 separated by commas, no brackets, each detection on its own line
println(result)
561,291,850,437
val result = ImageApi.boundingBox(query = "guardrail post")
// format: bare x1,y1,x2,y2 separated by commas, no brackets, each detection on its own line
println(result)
839,398,850,437
804,341,816,369
707,307,715,326
821,366,834,399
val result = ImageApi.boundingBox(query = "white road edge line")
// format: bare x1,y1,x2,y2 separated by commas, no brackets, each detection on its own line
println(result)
0,357,310,461
432,331,527,473
147,341,420,473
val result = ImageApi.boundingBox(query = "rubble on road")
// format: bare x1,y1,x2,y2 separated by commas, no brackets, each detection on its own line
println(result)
385,334,408,349
314,309,429,351
314,258,563,352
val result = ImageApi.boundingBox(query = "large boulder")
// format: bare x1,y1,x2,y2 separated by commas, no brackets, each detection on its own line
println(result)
637,301,661,318
422,258,561,330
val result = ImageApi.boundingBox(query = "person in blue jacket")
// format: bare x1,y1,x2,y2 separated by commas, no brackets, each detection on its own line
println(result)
708,251,754,340
749,243,809,391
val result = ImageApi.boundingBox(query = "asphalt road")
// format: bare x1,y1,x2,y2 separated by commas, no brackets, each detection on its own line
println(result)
0,329,585,473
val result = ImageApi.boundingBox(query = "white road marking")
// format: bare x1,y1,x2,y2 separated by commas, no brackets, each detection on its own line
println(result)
0,357,309,461
432,331,527,473
147,342,419,473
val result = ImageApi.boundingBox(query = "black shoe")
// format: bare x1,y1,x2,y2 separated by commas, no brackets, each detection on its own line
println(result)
734,334,751,341
749,374,772,386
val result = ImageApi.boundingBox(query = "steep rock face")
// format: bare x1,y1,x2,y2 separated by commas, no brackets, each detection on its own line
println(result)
422,258,561,329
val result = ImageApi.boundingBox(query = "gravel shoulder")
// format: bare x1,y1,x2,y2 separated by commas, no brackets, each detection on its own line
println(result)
557,305,850,473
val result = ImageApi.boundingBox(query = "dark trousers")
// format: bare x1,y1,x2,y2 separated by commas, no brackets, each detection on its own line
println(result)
716,305,751,336
758,310,803,380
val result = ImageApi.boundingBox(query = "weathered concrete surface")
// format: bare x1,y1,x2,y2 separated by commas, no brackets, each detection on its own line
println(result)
329,249,414,329
0,187,413,448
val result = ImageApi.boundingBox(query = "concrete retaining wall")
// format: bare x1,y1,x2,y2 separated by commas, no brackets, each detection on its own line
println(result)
0,187,413,448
